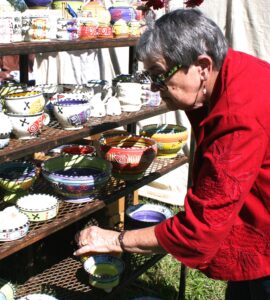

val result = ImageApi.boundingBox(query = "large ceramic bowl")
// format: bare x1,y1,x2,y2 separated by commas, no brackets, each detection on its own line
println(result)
53,99,91,130
41,155,112,202
83,255,124,292
16,194,59,222
140,124,188,158
0,206,29,242
99,135,157,181
0,161,37,192
5,91,45,115
125,203,173,229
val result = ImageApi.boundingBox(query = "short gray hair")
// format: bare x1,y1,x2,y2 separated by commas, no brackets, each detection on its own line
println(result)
136,9,228,70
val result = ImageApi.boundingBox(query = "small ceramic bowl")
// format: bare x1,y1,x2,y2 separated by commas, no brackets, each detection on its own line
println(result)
5,90,45,115
53,99,91,130
125,203,173,229
41,155,112,202
0,161,37,192
140,124,188,158
16,194,59,222
6,111,50,140
99,134,157,181
83,255,124,292
0,206,29,242
61,144,96,157
0,278,16,300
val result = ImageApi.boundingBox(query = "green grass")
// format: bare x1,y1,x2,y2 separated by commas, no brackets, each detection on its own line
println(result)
129,254,226,300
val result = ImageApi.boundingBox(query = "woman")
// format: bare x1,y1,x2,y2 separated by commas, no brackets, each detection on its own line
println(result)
74,9,270,299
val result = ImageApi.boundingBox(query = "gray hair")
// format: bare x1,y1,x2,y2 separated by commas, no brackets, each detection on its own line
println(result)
136,9,228,70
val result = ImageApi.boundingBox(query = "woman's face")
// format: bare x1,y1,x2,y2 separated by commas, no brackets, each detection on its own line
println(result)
144,58,207,111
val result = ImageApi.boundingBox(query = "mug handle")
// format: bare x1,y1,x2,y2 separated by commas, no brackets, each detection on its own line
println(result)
43,112,50,126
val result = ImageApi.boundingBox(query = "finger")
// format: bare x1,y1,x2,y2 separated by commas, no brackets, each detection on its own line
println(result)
73,245,95,256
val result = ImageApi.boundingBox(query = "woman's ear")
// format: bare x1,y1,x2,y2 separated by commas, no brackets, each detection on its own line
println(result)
196,55,213,81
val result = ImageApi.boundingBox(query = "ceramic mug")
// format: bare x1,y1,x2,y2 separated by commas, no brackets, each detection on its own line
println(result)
116,82,142,112
6,111,50,140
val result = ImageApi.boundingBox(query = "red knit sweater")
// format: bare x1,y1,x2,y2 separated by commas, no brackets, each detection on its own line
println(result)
155,48,270,281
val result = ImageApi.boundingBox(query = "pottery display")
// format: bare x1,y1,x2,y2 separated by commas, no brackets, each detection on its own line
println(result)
88,93,106,117
41,155,112,202
6,111,50,140
81,0,111,25
61,144,96,156
0,206,29,242
0,278,16,300
112,19,129,38
0,161,37,192
109,4,136,24
116,82,142,112
5,91,45,115
83,254,124,292
53,99,91,130
140,124,188,158
125,203,173,229
16,194,59,222
56,18,78,40
78,17,98,40
0,12,23,43
99,134,157,180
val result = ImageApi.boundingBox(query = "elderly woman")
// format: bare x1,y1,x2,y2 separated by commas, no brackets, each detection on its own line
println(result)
74,9,270,299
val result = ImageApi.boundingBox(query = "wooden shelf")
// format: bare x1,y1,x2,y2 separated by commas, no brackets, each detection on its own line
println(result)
0,154,188,260
0,103,168,163
0,37,139,56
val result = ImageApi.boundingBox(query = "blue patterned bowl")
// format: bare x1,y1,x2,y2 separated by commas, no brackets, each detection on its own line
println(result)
41,155,112,202
24,0,52,7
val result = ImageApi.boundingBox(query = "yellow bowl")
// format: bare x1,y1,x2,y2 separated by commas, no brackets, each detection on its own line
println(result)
140,124,188,158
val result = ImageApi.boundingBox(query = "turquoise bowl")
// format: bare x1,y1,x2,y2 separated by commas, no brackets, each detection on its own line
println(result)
41,155,112,201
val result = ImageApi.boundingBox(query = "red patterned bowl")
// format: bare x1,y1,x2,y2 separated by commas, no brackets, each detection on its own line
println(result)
99,135,157,181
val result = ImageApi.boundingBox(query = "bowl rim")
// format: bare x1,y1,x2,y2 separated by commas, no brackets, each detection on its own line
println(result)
16,193,59,212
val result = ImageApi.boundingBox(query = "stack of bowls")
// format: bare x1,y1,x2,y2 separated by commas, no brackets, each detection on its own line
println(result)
41,155,112,203
4,90,50,140
99,134,157,181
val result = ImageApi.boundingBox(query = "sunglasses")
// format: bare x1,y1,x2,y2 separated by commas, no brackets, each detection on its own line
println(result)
143,64,182,91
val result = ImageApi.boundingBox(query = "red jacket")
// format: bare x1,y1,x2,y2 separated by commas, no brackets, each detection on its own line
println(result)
155,48,270,281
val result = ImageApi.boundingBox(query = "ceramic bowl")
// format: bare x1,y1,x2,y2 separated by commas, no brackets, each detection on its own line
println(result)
140,124,188,158
61,144,96,157
16,194,59,222
0,206,29,242
125,203,173,229
6,111,50,140
41,155,112,202
5,91,45,115
0,278,16,300
0,161,37,192
53,99,91,130
99,134,157,181
83,255,124,292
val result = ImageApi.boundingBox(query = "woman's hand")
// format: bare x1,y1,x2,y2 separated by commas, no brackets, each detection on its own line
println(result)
73,226,121,256
73,225,166,257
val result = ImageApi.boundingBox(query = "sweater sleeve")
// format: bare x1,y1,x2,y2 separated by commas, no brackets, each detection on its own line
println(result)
155,113,268,269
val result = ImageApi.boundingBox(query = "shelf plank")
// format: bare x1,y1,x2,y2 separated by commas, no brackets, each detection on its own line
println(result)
0,155,188,260
0,103,169,163
0,37,139,56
